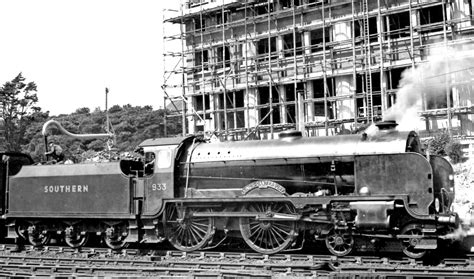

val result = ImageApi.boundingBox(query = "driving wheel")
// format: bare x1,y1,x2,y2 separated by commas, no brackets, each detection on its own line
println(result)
163,204,215,252
239,202,297,254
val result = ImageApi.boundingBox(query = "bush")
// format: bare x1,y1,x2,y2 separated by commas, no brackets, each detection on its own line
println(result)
427,132,450,156
426,131,464,163
445,140,463,164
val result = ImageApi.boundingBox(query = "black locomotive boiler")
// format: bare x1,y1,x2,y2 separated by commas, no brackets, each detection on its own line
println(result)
0,121,459,258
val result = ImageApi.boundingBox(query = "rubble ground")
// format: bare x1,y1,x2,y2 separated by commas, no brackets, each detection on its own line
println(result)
451,158,474,222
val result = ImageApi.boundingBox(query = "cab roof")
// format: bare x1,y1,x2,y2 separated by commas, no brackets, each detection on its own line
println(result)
138,135,194,147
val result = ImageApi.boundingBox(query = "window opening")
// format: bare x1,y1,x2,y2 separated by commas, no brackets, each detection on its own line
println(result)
386,12,410,39
144,152,156,175
216,46,231,68
157,149,172,169
311,28,330,53
420,5,444,33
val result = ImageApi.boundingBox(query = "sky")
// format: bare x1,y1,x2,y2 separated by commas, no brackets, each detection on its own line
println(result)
0,0,180,116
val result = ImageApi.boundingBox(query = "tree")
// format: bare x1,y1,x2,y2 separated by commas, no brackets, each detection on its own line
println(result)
74,107,90,114
0,73,41,151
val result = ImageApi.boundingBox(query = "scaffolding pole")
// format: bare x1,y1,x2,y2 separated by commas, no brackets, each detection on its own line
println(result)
268,0,274,138
322,0,328,136
442,0,453,136
351,0,358,129
245,1,250,133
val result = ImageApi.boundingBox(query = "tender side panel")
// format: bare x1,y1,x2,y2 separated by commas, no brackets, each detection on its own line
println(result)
0,162,5,215
1,153,34,215
355,153,433,216
7,163,133,218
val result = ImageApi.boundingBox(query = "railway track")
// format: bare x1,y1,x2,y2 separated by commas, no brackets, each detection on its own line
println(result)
1,244,474,277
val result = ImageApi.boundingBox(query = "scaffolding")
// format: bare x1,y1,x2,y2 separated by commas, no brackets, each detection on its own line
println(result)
162,0,474,139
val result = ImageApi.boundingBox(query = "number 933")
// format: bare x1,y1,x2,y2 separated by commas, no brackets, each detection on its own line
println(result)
151,183,166,191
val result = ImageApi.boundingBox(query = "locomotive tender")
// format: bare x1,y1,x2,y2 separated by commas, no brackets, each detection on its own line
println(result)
0,121,458,258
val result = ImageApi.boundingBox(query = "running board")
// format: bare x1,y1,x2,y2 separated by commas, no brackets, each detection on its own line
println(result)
192,211,301,221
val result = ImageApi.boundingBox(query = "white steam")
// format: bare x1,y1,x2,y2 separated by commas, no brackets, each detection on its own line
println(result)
383,44,474,131
439,225,471,241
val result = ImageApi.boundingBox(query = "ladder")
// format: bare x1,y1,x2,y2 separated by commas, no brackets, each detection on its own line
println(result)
362,0,374,123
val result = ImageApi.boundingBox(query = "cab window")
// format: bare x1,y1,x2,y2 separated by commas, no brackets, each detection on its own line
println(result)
157,149,172,169
144,152,155,175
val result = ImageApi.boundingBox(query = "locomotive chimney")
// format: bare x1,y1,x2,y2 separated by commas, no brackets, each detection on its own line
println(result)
375,120,398,131
278,130,303,141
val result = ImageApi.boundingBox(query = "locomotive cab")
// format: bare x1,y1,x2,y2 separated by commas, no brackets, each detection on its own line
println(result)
137,136,194,219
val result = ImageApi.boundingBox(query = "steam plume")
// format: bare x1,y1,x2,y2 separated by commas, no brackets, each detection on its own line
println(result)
383,44,474,131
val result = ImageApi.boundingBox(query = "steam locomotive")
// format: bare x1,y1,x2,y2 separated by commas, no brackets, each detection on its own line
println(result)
0,120,459,258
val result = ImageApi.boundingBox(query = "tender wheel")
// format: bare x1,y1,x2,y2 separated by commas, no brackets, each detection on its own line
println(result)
27,225,51,247
65,226,89,248
15,222,28,240
325,230,354,257
163,204,214,252
239,202,297,254
103,224,128,249
401,224,426,259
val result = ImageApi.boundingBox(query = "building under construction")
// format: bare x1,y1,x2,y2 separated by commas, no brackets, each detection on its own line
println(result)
163,0,474,140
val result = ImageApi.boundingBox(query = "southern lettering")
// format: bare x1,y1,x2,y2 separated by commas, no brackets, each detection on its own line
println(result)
44,185,89,193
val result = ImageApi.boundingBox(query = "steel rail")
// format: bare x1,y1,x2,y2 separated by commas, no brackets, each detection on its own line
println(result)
1,244,474,277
